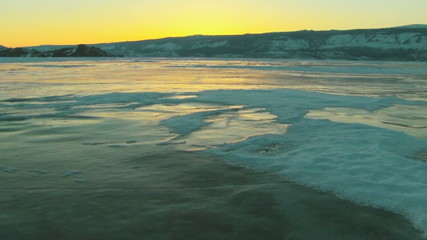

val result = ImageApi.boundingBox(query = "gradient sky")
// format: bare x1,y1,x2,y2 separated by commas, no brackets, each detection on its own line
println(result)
1,0,426,47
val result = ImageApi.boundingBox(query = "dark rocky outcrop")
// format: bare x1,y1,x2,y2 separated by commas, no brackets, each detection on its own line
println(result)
74,44,114,57
0,44,118,57
41,44,118,57
0,48,41,57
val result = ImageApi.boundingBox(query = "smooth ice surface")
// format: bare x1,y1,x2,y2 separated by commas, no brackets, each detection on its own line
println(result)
306,105,427,139
1,58,426,239
1,58,426,100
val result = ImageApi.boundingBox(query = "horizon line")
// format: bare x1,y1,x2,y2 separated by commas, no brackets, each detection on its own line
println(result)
2,24,426,49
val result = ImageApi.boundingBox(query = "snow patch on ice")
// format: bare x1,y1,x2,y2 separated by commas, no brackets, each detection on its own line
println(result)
181,89,427,237
1,167,19,173
160,108,236,136
61,170,81,177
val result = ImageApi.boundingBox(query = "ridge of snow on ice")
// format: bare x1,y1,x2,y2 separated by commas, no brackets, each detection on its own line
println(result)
154,89,427,237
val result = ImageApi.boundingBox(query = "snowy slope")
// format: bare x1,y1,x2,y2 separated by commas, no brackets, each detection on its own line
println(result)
395,24,427,29
0,45,115,57
93,27,427,60
25,26,427,60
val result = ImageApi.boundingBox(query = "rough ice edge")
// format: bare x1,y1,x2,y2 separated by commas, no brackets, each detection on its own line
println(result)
157,89,427,237
180,89,427,238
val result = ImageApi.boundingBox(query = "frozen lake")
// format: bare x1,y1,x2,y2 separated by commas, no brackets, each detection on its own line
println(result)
1,58,427,239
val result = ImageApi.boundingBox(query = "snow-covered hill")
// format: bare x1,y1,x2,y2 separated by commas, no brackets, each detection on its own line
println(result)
395,24,427,29
0,45,116,57
17,26,427,60
92,27,427,60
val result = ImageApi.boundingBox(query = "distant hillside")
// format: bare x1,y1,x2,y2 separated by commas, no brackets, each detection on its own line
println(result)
5,25,427,61
0,44,117,57
93,27,427,61
0,48,41,57
42,44,118,57
395,24,427,29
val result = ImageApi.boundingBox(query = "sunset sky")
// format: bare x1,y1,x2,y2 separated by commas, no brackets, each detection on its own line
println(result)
1,0,426,48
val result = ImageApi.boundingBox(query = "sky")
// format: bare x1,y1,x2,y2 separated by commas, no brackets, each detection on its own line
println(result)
1,0,426,47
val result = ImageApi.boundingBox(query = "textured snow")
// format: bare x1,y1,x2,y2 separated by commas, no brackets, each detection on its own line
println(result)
192,40,228,48
143,42,182,51
157,89,427,237
321,33,427,49
268,39,310,50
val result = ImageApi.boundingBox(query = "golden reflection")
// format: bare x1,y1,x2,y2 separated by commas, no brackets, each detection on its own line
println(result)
306,105,427,139
80,102,287,151
172,108,288,151
1,59,426,100
161,95,198,100
85,103,243,122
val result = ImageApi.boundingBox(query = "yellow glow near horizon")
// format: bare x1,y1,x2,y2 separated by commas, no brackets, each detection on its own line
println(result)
1,0,426,48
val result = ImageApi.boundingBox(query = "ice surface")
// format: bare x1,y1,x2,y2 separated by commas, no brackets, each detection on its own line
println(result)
191,89,415,123
166,60,427,75
1,58,426,238
74,179,88,183
125,88,427,236
61,170,82,177
185,90,427,236
160,109,236,136
1,167,19,173
121,88,425,237
306,105,427,139
167,108,288,150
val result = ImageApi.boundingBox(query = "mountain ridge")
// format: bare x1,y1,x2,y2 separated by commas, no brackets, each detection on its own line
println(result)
394,24,427,29
0,44,117,57
24,24,427,48
94,27,427,60
2,26,427,61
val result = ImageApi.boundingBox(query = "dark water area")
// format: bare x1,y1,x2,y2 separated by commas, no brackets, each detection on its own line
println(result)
1,150,423,240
